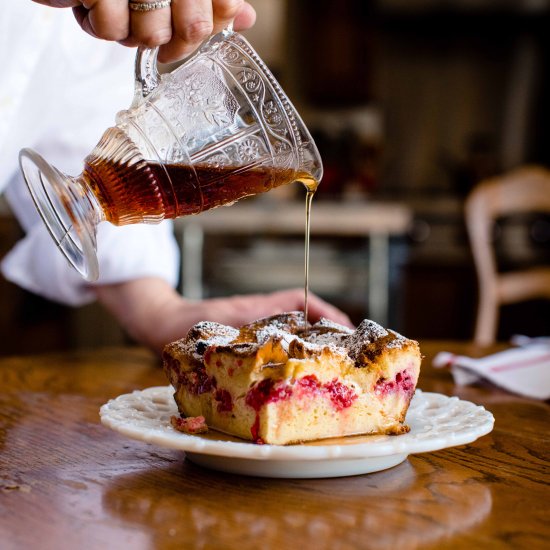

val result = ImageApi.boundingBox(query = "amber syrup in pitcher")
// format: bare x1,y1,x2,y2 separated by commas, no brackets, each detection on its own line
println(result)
83,155,309,223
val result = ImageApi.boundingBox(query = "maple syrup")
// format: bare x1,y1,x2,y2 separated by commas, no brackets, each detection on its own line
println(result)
83,156,311,224
299,177,319,328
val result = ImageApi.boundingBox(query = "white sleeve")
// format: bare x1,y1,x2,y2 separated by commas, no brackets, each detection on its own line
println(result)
0,5,180,306
1,174,180,307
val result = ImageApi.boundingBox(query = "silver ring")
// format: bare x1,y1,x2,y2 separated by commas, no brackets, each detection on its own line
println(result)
129,0,172,12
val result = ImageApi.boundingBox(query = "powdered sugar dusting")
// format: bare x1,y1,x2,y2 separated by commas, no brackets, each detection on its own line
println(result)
386,330,408,349
298,337,349,359
179,313,410,365
256,325,296,351
345,319,388,357
255,322,349,357
184,321,239,361
306,331,348,347
314,318,354,334
357,319,389,341
303,326,350,358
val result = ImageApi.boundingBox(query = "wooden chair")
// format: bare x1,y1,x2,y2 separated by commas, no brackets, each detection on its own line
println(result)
464,166,550,345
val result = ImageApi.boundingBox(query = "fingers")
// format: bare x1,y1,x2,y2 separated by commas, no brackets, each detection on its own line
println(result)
158,0,214,62
232,1,256,31
126,0,172,48
305,293,354,329
158,0,253,62
211,0,245,32
74,0,129,42
70,0,256,63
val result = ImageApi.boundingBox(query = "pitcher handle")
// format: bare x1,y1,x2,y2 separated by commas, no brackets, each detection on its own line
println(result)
134,47,160,102
132,23,235,103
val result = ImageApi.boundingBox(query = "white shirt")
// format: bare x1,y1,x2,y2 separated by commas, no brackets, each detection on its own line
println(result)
0,3,179,306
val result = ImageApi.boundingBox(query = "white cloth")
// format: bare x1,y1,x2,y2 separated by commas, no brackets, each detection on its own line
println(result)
0,3,179,305
433,339,550,401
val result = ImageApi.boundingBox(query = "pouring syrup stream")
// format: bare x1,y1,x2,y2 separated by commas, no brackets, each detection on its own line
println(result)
297,176,319,332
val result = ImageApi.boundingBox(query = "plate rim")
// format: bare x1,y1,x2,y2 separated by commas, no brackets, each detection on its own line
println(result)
99,387,495,462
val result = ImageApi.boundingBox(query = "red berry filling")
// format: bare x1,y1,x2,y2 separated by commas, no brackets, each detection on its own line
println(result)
296,374,322,393
170,415,208,434
375,369,415,397
162,354,181,386
245,379,292,411
203,348,213,365
245,375,357,443
181,365,213,395
250,416,264,445
214,388,234,413
324,379,358,410
297,375,357,410
245,379,293,443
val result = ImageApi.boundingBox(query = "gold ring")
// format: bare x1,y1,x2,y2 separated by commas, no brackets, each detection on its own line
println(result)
129,0,172,12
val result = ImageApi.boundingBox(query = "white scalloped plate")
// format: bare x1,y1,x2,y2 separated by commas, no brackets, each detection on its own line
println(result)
100,388,494,478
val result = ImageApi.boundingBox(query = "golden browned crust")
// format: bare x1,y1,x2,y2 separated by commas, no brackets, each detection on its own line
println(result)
163,311,418,370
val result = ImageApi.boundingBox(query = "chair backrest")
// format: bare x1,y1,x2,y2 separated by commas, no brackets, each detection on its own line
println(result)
465,165,550,345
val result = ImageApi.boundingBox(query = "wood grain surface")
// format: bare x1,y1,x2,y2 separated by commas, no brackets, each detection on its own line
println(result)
0,342,548,549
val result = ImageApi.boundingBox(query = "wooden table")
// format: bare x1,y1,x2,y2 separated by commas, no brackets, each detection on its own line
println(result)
0,341,548,549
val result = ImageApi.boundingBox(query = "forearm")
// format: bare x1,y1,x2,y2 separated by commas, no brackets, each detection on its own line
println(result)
95,277,187,354
95,278,353,356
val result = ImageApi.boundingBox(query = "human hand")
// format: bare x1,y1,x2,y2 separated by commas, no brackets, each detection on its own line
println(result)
33,0,257,63
95,277,354,354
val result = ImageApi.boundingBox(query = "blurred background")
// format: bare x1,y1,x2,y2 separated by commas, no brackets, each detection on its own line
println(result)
1,0,549,355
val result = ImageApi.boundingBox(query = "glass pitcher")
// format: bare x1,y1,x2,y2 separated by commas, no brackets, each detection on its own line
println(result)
19,28,322,281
